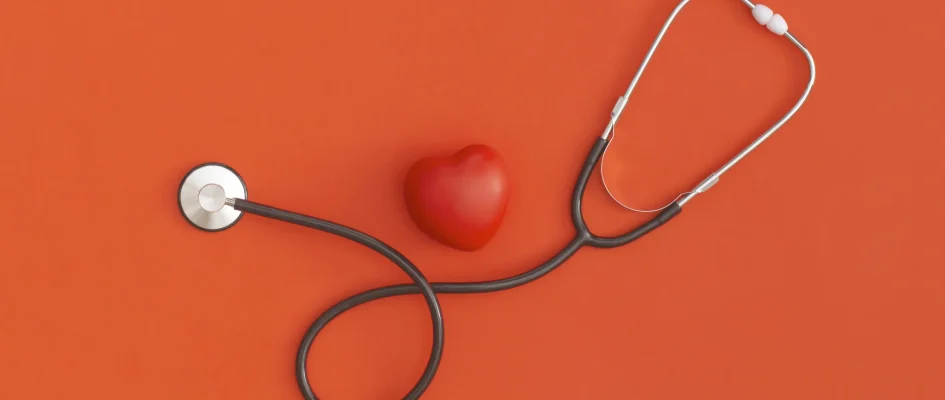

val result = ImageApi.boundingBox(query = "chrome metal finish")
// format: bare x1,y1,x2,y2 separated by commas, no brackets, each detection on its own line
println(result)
600,0,692,142
198,183,227,212
178,162,248,232
693,173,720,194
598,0,816,210
679,30,815,206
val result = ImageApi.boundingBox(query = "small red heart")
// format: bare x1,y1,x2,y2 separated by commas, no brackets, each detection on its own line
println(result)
404,144,510,251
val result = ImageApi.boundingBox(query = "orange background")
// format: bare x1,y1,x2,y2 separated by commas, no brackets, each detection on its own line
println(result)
1,0,943,399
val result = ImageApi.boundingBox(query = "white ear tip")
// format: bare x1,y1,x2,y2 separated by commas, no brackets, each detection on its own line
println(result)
752,4,774,25
766,14,788,35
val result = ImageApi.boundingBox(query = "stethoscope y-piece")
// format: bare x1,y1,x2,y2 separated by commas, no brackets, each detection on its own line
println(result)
599,0,816,212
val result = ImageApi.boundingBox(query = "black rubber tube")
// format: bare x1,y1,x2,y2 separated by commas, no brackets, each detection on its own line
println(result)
233,137,682,400
232,199,444,400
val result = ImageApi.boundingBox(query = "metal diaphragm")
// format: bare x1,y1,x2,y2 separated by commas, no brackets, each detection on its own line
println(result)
177,162,247,232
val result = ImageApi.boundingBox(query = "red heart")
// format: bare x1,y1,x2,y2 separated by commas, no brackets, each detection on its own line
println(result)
403,144,510,251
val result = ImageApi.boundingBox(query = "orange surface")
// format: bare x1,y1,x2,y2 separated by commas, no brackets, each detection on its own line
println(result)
1,0,943,399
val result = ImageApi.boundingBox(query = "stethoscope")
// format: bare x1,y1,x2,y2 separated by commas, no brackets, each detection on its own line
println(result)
176,1,815,399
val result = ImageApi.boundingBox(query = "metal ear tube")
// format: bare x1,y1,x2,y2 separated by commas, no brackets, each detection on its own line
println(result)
600,0,816,211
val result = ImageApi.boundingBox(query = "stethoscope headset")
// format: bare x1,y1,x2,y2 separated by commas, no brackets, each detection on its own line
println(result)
176,1,815,398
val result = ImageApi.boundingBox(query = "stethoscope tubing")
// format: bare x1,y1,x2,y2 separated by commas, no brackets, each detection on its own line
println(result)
231,137,681,400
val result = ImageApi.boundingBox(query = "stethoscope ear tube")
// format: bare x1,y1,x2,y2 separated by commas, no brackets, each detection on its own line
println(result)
600,0,816,211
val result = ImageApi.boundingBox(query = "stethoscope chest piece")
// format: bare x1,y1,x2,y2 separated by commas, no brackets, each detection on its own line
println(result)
177,162,248,232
